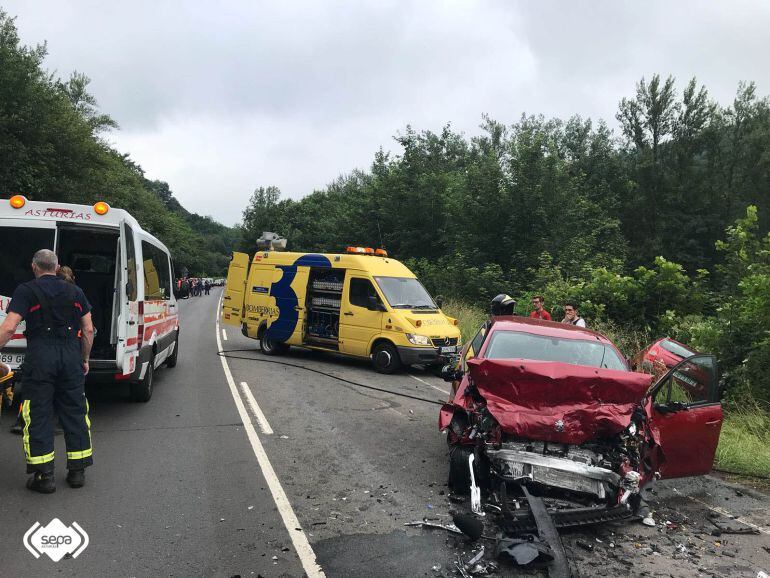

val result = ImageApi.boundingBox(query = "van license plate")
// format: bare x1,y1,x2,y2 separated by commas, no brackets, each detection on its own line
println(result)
440,346,457,354
0,352,25,368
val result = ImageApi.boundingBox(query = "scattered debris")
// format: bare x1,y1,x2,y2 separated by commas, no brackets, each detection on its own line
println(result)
575,539,594,552
496,537,552,566
404,520,463,535
452,512,484,541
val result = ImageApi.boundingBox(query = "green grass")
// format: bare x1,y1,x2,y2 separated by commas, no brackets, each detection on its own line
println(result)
715,403,770,478
442,298,487,343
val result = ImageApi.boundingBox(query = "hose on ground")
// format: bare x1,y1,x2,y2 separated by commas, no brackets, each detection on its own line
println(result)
217,348,447,406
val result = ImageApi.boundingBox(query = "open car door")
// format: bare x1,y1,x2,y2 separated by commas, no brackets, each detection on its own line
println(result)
222,252,250,327
647,354,722,479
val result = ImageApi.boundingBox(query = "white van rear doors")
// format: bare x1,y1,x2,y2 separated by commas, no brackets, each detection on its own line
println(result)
116,220,140,375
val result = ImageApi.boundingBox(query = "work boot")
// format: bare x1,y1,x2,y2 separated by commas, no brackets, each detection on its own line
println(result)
10,414,23,435
66,469,85,488
27,472,56,494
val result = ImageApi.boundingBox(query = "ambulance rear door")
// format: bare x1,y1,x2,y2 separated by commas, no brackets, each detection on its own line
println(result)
116,220,140,375
0,219,57,367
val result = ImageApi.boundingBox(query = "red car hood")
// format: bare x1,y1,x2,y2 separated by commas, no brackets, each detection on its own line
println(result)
466,358,654,445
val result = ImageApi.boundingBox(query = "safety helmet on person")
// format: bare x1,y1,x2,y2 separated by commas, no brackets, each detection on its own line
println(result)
490,294,516,316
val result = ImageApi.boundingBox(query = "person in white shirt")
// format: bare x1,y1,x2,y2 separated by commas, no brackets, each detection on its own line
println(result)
562,301,586,327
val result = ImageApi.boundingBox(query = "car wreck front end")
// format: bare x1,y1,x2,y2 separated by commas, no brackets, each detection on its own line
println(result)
440,330,658,529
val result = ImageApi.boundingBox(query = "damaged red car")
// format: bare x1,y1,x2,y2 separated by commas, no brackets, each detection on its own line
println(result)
439,317,723,529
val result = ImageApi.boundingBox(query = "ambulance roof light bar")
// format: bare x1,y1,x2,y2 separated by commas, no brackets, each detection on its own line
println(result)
345,246,388,257
9,195,26,209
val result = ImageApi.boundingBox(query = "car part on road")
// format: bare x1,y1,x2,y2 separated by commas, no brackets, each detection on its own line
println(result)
521,485,572,578
403,520,464,535
451,512,484,541
469,453,483,515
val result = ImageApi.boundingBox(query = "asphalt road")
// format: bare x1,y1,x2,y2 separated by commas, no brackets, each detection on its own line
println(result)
1,288,769,577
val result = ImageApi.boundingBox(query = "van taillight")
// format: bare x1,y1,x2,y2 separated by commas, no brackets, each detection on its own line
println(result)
137,301,144,348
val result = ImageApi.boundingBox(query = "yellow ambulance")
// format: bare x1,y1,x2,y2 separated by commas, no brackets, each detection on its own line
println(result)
221,246,462,373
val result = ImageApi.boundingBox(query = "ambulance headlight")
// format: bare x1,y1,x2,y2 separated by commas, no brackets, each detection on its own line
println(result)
406,333,431,346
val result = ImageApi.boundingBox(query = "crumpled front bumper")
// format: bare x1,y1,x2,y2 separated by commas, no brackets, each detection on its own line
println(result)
486,447,621,499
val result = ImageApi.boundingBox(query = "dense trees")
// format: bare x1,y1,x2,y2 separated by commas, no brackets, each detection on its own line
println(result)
0,11,235,276
239,76,769,399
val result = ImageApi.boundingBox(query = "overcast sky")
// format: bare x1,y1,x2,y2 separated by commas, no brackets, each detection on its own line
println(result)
5,1,770,225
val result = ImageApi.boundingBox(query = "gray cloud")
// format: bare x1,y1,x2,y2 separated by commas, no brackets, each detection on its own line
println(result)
4,1,770,225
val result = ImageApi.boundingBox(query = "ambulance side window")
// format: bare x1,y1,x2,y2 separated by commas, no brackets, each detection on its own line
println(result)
124,225,138,301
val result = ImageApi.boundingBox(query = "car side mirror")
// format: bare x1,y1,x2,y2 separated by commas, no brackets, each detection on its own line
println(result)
435,295,444,308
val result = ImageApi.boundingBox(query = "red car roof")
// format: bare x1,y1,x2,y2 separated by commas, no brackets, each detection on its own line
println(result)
489,316,615,346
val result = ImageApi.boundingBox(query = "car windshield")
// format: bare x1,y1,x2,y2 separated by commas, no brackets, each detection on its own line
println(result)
659,338,697,359
374,277,437,309
484,330,627,370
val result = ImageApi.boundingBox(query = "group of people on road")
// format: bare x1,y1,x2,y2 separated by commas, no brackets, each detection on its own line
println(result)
176,278,212,298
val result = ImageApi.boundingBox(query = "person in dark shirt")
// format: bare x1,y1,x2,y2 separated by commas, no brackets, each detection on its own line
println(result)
0,249,95,493
529,295,552,321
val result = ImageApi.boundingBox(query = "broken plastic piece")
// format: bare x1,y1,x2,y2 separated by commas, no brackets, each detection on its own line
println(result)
452,512,484,541
403,520,463,535
496,539,552,566
468,454,484,516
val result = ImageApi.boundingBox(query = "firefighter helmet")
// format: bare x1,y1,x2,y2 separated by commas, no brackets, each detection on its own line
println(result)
490,294,516,316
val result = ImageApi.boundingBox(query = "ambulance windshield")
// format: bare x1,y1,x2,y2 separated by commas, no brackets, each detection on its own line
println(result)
374,277,437,310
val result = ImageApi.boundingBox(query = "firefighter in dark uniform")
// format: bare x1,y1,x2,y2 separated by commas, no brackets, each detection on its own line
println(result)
0,249,95,493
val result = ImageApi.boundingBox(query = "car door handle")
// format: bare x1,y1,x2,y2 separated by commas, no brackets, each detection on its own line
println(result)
344,312,354,316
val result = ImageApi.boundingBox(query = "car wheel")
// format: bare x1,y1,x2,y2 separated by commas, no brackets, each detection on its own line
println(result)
449,445,473,494
130,357,154,402
165,334,179,368
448,445,489,495
372,342,401,374
260,333,289,356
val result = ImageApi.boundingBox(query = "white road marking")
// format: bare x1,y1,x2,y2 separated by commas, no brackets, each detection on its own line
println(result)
409,373,450,396
222,329,228,341
240,382,274,435
215,295,325,577
673,488,770,536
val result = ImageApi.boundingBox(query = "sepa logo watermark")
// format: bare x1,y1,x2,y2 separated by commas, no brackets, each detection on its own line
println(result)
24,518,89,562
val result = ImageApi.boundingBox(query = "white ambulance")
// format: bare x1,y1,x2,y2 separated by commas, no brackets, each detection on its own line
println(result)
0,195,179,402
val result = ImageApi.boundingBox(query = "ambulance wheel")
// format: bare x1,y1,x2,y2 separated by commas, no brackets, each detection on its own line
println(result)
131,358,154,402
260,334,288,356
372,342,401,374
165,334,179,368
